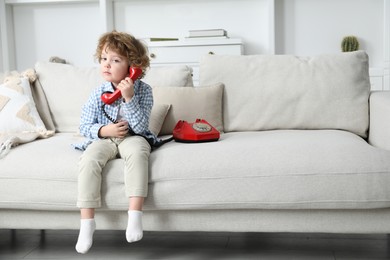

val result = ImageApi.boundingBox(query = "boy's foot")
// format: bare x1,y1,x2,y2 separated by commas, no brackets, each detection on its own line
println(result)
126,210,143,243
75,219,96,254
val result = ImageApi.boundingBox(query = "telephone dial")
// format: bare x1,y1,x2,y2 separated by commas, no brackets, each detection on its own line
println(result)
173,119,220,143
101,67,142,105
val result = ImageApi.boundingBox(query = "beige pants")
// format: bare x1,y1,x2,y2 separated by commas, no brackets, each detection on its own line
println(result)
77,135,151,208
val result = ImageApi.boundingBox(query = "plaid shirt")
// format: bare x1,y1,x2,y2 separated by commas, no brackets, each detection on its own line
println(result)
73,80,158,150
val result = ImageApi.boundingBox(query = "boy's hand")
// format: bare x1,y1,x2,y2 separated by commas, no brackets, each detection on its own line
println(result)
117,77,134,102
99,120,129,138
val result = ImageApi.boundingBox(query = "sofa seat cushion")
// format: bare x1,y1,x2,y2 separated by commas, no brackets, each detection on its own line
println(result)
149,130,390,210
1,131,390,211
0,133,134,210
0,133,82,210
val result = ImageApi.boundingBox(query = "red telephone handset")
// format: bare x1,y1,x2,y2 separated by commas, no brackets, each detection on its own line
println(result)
101,67,142,105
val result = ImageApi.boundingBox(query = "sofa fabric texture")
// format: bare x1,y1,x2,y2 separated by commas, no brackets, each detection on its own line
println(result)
2,130,390,211
1,51,390,234
200,51,370,137
142,65,194,88
34,62,104,133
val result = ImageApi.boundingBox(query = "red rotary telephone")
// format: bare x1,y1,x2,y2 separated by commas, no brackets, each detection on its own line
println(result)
173,119,220,143
101,67,143,105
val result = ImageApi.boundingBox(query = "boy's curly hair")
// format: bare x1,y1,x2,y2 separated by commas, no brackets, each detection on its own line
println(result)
95,30,150,78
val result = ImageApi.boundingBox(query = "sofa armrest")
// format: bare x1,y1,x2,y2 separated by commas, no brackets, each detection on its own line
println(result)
368,91,390,150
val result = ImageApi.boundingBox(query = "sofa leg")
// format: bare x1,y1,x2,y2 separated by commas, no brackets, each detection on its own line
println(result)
10,229,16,246
387,234,390,256
387,234,390,252
40,229,46,246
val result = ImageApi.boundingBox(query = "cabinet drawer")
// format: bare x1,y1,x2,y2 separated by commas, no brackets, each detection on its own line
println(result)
149,45,242,64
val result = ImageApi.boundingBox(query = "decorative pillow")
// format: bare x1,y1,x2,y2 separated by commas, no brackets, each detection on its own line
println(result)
1,67,56,132
149,103,171,136
152,83,224,135
143,65,194,87
0,75,54,158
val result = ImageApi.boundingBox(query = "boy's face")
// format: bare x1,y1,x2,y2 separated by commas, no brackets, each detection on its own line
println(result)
100,46,129,86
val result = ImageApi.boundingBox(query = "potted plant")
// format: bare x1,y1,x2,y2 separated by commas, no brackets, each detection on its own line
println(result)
341,36,359,52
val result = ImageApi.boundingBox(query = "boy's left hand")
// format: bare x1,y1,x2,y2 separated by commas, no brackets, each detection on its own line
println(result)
117,77,134,102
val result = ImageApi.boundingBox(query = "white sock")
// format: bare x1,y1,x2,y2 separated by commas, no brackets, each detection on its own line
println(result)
126,210,143,243
75,219,96,254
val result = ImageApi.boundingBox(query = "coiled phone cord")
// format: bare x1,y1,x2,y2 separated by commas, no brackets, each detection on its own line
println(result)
101,104,118,124
101,103,173,148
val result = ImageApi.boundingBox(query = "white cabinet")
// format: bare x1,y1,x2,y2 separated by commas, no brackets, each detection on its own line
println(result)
147,39,243,85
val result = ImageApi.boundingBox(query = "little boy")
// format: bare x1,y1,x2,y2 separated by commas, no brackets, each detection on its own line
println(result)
74,30,158,254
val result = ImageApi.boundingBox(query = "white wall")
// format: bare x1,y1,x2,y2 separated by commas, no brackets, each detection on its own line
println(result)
275,0,384,68
5,0,271,71
113,0,270,55
12,2,102,69
0,0,388,78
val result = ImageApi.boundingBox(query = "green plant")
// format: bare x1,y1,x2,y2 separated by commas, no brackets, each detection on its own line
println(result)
341,36,359,52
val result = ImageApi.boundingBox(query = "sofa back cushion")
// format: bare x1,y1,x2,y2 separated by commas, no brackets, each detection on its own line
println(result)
143,66,194,87
34,62,103,133
199,51,370,137
34,62,194,133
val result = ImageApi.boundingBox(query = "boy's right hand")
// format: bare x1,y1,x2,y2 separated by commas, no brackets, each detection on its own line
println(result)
98,120,129,138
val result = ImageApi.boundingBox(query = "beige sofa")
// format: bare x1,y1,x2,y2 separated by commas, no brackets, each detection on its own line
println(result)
1,51,390,234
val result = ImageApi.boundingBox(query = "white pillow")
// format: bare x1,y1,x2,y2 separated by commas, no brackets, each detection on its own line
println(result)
152,83,224,135
0,77,48,134
0,77,54,157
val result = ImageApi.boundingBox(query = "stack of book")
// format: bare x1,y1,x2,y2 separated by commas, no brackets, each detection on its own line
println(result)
141,37,179,42
185,29,229,40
